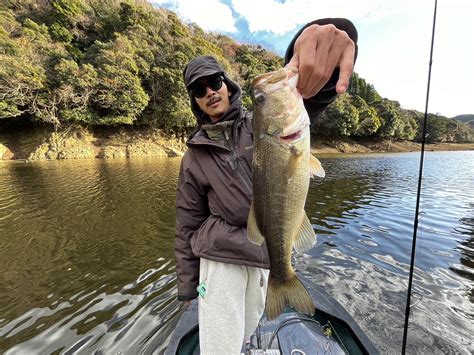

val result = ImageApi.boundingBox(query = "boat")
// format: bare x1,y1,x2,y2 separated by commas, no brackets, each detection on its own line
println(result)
165,274,378,354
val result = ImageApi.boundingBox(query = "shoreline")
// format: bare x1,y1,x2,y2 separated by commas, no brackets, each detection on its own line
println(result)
1,126,473,161
310,137,474,155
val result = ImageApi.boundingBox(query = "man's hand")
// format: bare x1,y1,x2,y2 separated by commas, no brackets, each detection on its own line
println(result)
286,24,356,99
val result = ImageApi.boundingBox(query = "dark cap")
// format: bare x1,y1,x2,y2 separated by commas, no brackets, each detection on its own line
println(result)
183,55,224,89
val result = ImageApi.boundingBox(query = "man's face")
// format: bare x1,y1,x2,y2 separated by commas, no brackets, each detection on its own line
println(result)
191,75,231,123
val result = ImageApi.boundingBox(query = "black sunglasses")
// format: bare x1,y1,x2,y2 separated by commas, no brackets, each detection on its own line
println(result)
190,76,224,98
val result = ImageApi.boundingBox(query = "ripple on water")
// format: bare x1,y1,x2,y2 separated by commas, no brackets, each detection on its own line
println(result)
1,153,473,353
358,238,379,247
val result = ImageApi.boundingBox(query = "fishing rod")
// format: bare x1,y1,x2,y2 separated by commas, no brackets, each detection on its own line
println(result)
401,0,438,353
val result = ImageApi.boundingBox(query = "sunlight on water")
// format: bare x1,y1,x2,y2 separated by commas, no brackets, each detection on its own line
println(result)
0,152,472,354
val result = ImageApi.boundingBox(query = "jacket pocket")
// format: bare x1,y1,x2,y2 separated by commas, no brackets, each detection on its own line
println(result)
192,215,220,254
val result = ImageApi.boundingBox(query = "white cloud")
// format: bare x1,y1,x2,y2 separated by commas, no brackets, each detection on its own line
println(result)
228,0,473,116
229,0,406,35
151,0,474,116
151,0,237,33
230,0,316,35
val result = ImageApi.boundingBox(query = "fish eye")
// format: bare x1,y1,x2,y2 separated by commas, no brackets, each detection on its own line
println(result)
254,92,266,104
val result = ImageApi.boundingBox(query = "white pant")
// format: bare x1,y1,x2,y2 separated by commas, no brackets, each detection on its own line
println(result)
198,258,269,355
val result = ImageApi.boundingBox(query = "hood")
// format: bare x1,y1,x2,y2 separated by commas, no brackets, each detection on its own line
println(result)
183,55,242,126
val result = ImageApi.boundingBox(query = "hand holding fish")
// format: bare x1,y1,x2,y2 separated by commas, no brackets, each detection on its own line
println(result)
287,24,355,99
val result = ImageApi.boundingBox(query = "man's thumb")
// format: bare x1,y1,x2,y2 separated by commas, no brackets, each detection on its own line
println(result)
285,54,299,71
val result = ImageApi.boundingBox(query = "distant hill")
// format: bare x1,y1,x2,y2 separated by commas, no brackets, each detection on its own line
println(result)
453,114,474,129
453,114,474,123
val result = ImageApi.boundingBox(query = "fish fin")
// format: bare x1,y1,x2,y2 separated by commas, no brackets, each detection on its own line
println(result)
265,272,315,320
247,202,265,245
287,146,303,181
309,155,325,178
293,212,317,253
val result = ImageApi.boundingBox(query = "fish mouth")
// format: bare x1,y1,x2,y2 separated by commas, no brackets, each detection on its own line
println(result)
280,130,302,142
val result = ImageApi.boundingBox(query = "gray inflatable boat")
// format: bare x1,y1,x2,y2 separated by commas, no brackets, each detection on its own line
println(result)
165,274,378,354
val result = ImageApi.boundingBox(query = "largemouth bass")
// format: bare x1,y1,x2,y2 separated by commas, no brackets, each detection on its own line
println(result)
248,67,325,320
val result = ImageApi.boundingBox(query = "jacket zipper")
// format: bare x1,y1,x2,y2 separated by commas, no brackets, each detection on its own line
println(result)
224,128,253,192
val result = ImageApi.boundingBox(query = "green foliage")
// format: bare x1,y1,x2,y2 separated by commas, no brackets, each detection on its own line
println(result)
316,94,359,136
234,45,283,109
453,114,474,132
51,0,83,25
93,64,148,124
167,12,188,37
0,0,471,143
397,109,419,140
453,122,473,142
118,1,154,30
349,72,381,104
53,59,98,123
423,114,449,143
49,22,74,43
419,114,473,143
0,16,47,120
350,95,380,136
22,18,51,42
145,64,194,129
373,99,405,138
0,8,21,35
453,114,474,123
89,34,140,74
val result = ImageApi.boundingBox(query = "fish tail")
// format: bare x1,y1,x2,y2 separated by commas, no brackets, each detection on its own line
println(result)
265,272,314,320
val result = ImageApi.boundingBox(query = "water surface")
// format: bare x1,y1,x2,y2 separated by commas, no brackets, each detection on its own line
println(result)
0,152,472,353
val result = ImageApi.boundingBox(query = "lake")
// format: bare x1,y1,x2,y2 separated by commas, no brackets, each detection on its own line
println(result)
0,151,472,354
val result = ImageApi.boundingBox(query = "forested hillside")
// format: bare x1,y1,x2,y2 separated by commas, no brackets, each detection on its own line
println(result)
453,114,474,129
314,73,473,143
0,0,281,130
454,114,474,123
1,0,472,143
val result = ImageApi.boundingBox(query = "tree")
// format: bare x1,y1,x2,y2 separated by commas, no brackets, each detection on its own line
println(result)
453,121,473,142
0,14,48,120
85,34,149,124
234,45,282,109
52,59,98,123
350,95,381,136
422,114,449,143
373,99,403,139
3,0,468,143
397,109,419,140
349,72,381,104
315,94,359,136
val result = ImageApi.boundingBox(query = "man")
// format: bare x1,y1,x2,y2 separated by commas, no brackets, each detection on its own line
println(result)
175,18,358,354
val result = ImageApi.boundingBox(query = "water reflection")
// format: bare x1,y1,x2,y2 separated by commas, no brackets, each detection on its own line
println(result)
451,211,474,306
0,152,473,354
300,152,473,354
0,158,182,353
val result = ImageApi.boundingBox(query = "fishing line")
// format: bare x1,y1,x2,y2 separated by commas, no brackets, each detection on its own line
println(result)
401,0,438,353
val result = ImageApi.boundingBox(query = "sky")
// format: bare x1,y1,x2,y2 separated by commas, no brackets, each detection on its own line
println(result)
151,0,474,118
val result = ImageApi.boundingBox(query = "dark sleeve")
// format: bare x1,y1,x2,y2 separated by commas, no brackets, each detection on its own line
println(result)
284,18,358,125
174,151,209,301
